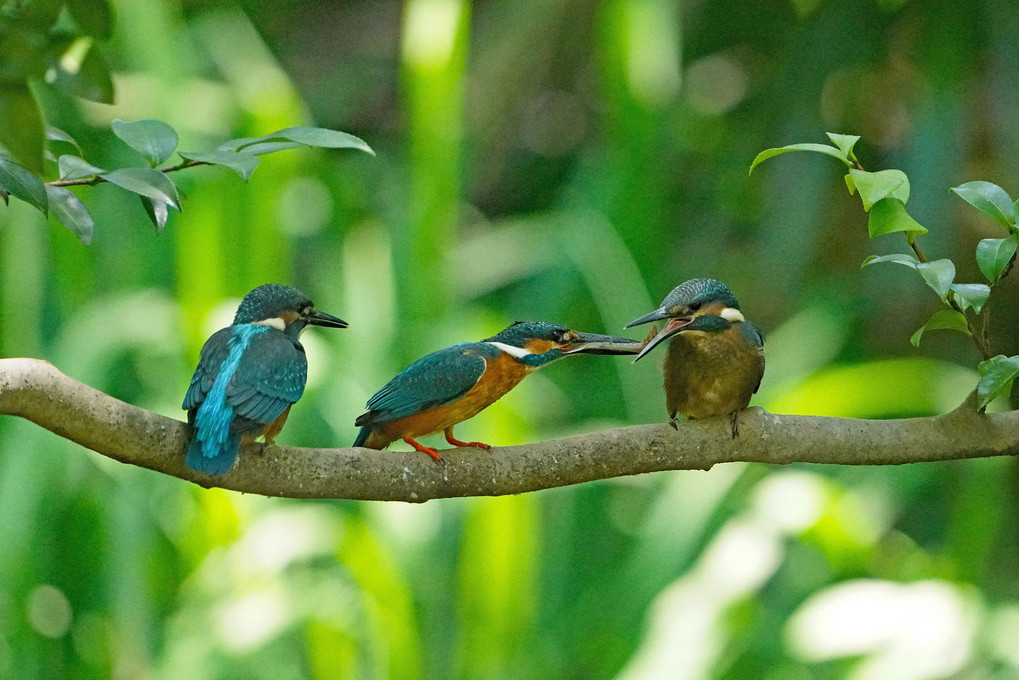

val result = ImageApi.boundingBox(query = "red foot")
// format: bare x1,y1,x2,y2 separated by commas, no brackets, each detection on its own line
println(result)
403,437,444,462
444,428,491,450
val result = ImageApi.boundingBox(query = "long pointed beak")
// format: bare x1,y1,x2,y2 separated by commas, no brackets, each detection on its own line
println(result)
631,317,691,363
625,308,669,329
560,332,645,355
307,310,348,329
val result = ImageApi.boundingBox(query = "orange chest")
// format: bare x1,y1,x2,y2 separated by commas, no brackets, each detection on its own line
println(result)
452,352,532,419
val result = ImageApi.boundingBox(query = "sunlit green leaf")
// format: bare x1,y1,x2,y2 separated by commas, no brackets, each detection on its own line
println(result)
0,83,45,172
45,126,83,155
867,198,928,239
0,156,48,214
66,0,114,39
233,141,304,156
46,39,115,104
58,155,106,180
141,196,170,233
977,355,1019,410
909,309,969,347
975,235,1018,284
45,186,94,245
916,259,956,300
219,127,375,156
101,167,180,210
178,150,260,181
951,181,1015,230
112,119,179,167
949,283,990,314
748,142,850,175
848,169,910,211
825,133,860,160
861,253,919,269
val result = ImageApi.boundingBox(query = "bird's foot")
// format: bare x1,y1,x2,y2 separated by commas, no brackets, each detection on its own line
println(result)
668,416,679,431
404,437,444,463
729,411,740,439
444,428,491,451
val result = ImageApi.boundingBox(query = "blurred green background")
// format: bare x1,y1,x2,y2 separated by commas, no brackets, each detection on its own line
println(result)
3,0,1019,678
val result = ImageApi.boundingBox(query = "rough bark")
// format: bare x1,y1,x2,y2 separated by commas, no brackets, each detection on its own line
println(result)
1,358,1017,502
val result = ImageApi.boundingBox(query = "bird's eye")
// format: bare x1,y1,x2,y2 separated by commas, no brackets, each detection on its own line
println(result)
689,302,703,312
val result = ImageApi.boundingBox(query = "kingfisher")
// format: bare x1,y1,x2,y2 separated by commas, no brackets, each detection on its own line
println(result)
353,321,641,460
182,283,347,475
626,278,764,437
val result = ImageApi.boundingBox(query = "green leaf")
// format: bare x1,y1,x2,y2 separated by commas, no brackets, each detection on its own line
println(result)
101,168,180,210
976,234,1019,284
178,150,260,181
66,0,114,39
45,126,83,155
233,141,304,156
0,185,8,205
0,156,48,214
861,253,920,269
0,83,45,173
977,355,1019,410
867,198,928,239
58,154,106,180
949,283,990,314
219,127,375,156
825,133,860,160
951,181,1015,230
46,38,115,104
909,309,970,347
45,186,94,245
916,259,956,300
748,142,850,175
848,169,910,211
112,119,179,167
140,196,170,233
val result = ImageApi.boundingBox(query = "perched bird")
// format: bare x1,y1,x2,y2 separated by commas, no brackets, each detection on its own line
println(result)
353,321,641,460
183,284,347,475
626,278,764,436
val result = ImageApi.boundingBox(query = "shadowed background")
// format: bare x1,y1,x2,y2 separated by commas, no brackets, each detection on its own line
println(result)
2,0,1019,678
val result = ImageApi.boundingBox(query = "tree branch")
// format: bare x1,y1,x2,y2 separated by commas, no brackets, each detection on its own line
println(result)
1,358,1017,502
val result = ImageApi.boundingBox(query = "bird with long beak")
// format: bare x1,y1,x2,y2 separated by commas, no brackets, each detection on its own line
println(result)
183,283,347,475
353,321,642,460
626,278,764,436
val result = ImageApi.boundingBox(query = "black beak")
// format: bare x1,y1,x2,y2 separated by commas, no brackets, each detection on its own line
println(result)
307,310,348,329
630,316,692,362
625,307,669,329
560,331,645,356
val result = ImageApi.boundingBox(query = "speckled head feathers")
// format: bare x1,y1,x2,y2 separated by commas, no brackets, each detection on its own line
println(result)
484,321,571,347
233,284,314,324
660,278,739,313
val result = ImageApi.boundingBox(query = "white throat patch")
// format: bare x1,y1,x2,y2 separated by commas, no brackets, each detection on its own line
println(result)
254,317,287,331
719,307,745,323
486,341,533,358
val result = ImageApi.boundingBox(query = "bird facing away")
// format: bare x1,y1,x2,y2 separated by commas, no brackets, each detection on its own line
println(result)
626,278,764,436
182,283,347,475
353,321,642,460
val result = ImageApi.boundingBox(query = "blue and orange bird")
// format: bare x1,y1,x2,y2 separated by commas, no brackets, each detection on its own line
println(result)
182,284,347,475
353,321,641,460
626,278,765,436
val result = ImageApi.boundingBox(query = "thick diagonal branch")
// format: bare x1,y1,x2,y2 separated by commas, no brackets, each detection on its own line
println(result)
1,358,1017,502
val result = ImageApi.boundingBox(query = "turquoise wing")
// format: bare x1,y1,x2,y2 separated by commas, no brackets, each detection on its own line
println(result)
356,343,490,427
226,329,308,425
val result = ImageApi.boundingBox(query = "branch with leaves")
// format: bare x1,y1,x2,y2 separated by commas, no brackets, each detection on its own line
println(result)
1,120,374,244
2,358,1018,502
750,133,1019,409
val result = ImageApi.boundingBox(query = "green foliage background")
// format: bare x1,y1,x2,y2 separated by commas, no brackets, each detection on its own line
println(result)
2,0,1019,678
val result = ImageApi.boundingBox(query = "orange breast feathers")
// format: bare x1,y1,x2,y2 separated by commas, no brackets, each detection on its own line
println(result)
370,352,533,443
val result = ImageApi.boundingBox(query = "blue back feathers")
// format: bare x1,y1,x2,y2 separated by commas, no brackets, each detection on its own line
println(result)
186,324,269,475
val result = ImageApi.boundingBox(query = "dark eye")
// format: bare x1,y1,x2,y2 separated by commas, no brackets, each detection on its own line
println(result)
689,301,703,312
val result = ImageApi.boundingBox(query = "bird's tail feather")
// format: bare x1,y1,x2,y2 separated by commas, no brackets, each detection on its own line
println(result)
186,430,241,476
352,426,371,448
